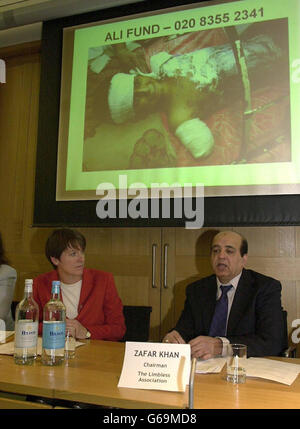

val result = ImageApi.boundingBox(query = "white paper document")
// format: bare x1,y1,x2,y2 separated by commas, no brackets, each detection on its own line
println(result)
245,358,300,385
0,331,14,343
196,357,226,373
196,356,300,386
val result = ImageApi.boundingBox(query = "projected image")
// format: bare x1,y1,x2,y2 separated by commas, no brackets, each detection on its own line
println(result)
83,18,290,172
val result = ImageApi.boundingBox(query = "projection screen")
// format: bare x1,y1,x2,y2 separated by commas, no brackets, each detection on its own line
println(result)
56,0,299,202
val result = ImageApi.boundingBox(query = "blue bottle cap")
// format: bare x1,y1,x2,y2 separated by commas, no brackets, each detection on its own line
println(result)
51,280,60,294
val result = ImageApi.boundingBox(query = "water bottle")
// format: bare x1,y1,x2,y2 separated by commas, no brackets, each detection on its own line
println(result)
14,279,39,365
41,281,66,366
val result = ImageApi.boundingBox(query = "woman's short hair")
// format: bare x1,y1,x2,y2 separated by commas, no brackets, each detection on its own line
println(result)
46,229,86,268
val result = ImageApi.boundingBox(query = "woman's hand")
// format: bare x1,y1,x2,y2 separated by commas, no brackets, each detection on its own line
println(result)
66,319,88,340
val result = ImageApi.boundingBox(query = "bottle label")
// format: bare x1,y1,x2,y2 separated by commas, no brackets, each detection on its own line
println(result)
15,320,38,348
42,321,66,349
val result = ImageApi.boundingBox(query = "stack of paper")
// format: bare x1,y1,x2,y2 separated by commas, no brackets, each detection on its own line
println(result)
195,356,300,385
196,357,226,373
0,330,14,343
245,358,300,385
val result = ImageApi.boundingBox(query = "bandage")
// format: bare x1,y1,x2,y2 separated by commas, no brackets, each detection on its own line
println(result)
108,73,135,124
175,118,214,158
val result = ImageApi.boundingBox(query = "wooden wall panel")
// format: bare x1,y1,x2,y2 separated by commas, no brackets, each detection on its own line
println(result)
0,44,42,297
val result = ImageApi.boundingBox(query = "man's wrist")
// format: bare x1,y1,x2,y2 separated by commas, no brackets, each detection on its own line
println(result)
216,337,229,356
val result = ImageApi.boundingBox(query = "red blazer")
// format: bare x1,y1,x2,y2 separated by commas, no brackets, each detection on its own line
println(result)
33,268,126,341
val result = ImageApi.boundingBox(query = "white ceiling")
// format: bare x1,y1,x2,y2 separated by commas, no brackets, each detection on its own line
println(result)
0,0,143,47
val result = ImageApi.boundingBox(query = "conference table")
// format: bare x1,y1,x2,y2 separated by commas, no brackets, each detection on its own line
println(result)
0,339,300,409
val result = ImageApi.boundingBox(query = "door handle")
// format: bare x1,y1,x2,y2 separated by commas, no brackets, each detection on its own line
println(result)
163,243,169,288
152,243,157,288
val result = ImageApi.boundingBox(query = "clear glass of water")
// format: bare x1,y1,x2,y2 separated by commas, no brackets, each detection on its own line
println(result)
226,344,247,384
65,326,76,359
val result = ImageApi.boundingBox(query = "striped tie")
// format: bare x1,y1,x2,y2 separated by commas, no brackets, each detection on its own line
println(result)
209,285,233,337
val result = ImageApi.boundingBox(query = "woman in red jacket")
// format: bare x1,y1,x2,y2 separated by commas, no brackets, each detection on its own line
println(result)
33,228,126,341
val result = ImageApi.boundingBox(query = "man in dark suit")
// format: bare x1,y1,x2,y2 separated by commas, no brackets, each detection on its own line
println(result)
163,231,284,358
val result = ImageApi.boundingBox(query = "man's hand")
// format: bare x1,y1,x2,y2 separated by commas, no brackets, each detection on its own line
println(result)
189,336,223,359
66,319,88,340
162,330,186,344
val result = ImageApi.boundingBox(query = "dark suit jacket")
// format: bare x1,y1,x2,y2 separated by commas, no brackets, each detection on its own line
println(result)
174,268,284,357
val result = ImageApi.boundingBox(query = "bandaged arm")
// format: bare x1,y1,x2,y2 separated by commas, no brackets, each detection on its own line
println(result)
175,118,214,158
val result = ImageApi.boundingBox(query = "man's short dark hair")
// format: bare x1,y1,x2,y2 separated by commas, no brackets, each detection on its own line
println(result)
240,237,248,257
46,228,86,269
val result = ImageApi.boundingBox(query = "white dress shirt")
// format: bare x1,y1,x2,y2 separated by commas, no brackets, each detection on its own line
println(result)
215,271,242,354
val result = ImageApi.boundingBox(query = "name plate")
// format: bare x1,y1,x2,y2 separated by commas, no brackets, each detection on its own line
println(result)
118,341,191,392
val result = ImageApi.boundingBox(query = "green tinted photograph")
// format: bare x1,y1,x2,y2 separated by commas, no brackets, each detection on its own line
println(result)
82,19,290,172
